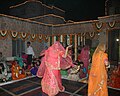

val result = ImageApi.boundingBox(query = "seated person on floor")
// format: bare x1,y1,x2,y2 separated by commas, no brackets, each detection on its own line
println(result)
14,56,24,68
22,52,28,70
22,52,28,64
79,62,87,79
30,59,38,75
0,52,12,82
0,62,12,82
11,61,26,80
67,62,80,81
108,65,120,88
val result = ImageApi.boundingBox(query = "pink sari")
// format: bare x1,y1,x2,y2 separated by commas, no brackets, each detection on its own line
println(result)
37,41,74,96
78,46,89,73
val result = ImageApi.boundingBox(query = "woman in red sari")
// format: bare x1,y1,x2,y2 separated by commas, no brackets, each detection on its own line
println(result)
37,41,74,96
88,43,109,96
108,65,120,88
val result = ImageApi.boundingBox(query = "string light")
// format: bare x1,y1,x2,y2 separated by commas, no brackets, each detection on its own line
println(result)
29,14,66,23
9,0,65,13
116,39,119,42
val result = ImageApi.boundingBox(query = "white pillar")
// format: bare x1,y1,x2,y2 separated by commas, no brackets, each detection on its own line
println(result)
74,34,78,61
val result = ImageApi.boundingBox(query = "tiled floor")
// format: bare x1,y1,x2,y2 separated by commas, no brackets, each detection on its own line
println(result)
0,77,120,96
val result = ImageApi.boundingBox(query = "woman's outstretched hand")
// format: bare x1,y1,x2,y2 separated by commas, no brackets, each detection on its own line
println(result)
67,45,72,48
64,45,72,58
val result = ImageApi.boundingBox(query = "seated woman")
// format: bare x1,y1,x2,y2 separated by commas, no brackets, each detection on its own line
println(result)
0,52,12,82
30,61,38,75
79,62,87,79
11,61,26,80
22,52,28,70
22,52,28,64
108,65,120,88
0,62,12,82
67,65,80,81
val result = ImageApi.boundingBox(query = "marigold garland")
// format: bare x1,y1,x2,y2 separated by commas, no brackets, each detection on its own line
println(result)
89,32,95,38
38,34,43,42
67,34,70,45
9,31,19,40
108,21,115,28
44,35,49,42
95,22,103,29
20,32,29,41
0,30,8,40
30,33,37,42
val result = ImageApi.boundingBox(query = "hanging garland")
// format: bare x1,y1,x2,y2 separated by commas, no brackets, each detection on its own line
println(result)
57,35,60,42
95,22,103,30
89,32,95,38
0,30,8,40
80,33,86,46
63,34,66,43
9,31,19,40
108,21,116,28
30,33,37,42
44,35,49,42
60,35,63,42
70,34,73,45
38,34,43,42
67,34,70,45
82,32,86,37
92,22,104,32
20,32,29,41
77,33,81,46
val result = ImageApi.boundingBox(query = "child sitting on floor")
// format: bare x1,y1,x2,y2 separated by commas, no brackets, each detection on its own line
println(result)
30,60,38,75
79,62,87,79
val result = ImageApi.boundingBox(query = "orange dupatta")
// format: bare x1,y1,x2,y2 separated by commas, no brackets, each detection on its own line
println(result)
88,43,108,96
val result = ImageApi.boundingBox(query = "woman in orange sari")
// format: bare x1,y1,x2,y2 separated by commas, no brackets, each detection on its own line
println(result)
88,43,109,96
11,61,26,80
37,41,74,96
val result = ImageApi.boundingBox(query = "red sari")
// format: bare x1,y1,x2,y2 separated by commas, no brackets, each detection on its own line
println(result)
78,46,89,73
108,65,120,88
37,41,74,96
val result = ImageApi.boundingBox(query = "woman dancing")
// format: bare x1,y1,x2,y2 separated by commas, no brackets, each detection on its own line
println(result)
88,43,109,96
37,41,74,96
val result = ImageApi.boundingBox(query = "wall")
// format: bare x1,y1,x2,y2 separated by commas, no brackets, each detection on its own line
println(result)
0,37,12,57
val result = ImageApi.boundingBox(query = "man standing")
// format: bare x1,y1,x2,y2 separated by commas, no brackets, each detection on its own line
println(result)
26,42,35,69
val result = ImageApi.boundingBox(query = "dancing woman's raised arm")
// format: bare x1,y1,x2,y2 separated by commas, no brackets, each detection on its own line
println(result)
64,45,72,58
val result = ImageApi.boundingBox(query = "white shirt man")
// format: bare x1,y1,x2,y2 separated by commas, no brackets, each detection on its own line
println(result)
26,46,35,57
26,42,35,69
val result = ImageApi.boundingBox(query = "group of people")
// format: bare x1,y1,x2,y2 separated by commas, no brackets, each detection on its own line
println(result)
108,65,120,88
0,40,116,96
36,41,111,96
0,52,12,82
0,41,40,82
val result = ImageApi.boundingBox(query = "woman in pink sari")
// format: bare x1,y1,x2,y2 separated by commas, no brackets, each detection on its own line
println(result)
78,45,90,75
37,41,74,96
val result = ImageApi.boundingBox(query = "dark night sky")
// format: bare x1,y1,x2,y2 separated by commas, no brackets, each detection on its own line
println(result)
0,0,105,21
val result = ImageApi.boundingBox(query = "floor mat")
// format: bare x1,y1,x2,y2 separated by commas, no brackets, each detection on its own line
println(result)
0,76,120,96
